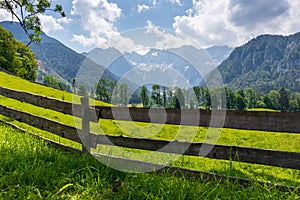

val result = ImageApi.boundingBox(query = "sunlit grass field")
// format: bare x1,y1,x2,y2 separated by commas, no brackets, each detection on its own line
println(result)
1,123,299,199
0,72,111,106
0,71,300,197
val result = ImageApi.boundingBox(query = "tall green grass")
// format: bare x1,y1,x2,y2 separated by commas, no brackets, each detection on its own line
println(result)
0,123,299,199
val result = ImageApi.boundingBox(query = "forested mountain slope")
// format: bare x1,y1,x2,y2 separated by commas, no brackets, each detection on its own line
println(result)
217,32,300,93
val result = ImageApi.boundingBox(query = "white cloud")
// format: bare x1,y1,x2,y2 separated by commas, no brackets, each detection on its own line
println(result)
281,0,300,33
57,17,73,24
70,0,207,52
152,0,158,6
145,20,159,33
105,31,146,53
145,20,200,49
0,9,65,35
38,14,64,34
72,30,146,53
0,9,68,35
173,0,300,47
168,0,182,6
71,34,107,47
137,4,150,13
71,0,122,34
71,0,138,52
0,9,15,22
71,0,153,53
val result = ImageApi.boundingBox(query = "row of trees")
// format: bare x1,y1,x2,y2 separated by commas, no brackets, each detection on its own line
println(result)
140,85,187,109
140,85,300,111
78,77,300,111
61,75,300,112
222,87,299,111
55,72,300,112
42,75,71,92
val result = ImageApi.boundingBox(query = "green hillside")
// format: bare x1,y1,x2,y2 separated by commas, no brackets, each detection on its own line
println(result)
0,71,110,106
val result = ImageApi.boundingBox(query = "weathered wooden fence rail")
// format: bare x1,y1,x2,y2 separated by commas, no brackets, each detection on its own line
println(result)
0,104,80,143
97,106,300,133
0,86,300,171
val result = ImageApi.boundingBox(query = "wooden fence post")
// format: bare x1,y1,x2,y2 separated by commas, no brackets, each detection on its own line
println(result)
81,97,90,153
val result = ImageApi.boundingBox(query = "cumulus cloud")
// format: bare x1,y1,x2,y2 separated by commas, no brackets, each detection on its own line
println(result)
173,0,237,47
38,14,64,34
71,0,121,34
104,31,146,53
145,20,200,49
71,0,128,51
0,9,14,22
72,32,146,53
173,0,300,47
71,34,107,47
71,0,147,53
137,4,150,13
145,20,159,33
57,17,73,24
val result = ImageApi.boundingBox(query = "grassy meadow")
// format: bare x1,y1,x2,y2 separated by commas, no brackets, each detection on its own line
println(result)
0,72,110,106
0,71,300,198
1,123,299,199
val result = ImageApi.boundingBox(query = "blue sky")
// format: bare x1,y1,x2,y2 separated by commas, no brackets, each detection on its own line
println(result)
1,0,300,53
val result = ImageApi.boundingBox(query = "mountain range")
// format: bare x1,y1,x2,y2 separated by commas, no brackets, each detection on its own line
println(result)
1,21,299,94
0,21,233,90
86,44,232,89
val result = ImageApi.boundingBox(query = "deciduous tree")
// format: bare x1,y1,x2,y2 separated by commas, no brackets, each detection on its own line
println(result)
151,84,162,106
0,25,37,81
139,85,149,108
279,88,289,111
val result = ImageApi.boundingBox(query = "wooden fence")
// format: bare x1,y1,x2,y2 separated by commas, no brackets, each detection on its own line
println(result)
0,86,300,172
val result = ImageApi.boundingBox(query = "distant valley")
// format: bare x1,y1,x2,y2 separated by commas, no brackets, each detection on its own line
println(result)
86,45,233,89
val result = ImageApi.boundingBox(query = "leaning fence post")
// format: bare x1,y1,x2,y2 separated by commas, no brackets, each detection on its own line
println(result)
81,97,90,153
